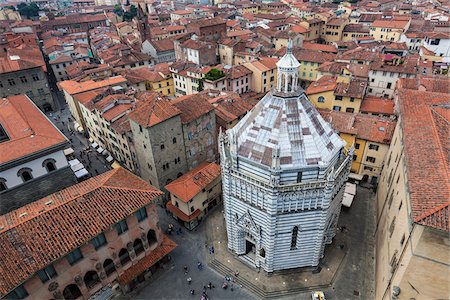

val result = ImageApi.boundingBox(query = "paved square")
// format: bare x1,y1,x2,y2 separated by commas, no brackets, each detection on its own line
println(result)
131,186,375,300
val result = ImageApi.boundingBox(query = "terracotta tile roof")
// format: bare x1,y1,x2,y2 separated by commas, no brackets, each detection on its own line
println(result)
165,162,221,203
208,92,253,123
248,57,279,72
166,201,202,222
352,113,396,144
291,25,309,34
334,80,367,99
320,109,396,144
181,38,216,50
171,92,215,124
292,48,336,63
228,65,252,79
128,92,180,128
396,78,450,232
305,76,337,95
73,88,105,108
371,19,410,29
343,24,370,33
327,17,347,26
42,13,106,27
397,76,450,94
369,57,417,74
49,54,73,65
0,45,46,74
58,76,127,95
360,96,395,115
318,109,357,135
227,29,253,38
0,167,163,296
118,235,176,285
302,42,337,53
0,95,67,166
150,39,175,52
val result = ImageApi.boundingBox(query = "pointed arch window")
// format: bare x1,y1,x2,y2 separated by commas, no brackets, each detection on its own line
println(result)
290,226,298,250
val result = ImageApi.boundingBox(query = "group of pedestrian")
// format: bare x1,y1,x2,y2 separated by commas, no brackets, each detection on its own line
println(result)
184,261,215,300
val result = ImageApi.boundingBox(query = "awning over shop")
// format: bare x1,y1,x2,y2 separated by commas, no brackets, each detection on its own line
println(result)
91,142,99,149
63,148,74,156
348,173,363,181
71,163,84,172
102,149,108,156
345,182,357,196
97,147,104,153
118,236,176,285
89,137,94,143
75,168,89,179
106,156,114,162
342,193,355,208
68,159,81,167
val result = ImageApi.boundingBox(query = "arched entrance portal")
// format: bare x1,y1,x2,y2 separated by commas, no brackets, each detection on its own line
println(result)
103,259,116,276
83,270,100,289
63,284,82,300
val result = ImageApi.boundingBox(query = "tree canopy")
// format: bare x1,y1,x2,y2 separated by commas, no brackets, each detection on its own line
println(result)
204,68,225,81
17,2,40,19
123,4,137,21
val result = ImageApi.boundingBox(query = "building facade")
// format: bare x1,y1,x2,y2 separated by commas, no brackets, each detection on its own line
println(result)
375,77,449,300
219,43,352,272
0,95,76,214
0,46,54,111
0,168,176,300
166,162,222,230
129,92,188,190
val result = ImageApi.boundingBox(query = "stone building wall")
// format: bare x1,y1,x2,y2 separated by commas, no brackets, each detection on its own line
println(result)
0,166,77,214
0,67,54,111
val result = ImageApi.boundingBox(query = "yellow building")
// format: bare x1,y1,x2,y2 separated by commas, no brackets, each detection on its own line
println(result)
58,76,128,130
342,24,370,42
300,18,323,41
319,109,396,183
138,65,174,96
165,162,222,230
375,77,449,300
306,75,366,113
369,19,410,42
320,17,348,44
291,48,337,83
244,57,278,93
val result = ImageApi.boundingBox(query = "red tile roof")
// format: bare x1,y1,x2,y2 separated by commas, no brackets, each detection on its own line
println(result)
165,162,221,203
0,167,163,296
118,235,176,285
319,109,396,144
0,45,46,74
305,75,337,95
208,92,253,124
396,78,450,232
58,76,127,95
302,42,337,53
128,92,180,128
0,95,67,166
371,19,410,29
360,96,395,115
171,92,215,124
166,201,202,222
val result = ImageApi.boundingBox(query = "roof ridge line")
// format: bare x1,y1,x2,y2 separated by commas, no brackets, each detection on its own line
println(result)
104,185,163,195
414,200,450,223
0,175,111,234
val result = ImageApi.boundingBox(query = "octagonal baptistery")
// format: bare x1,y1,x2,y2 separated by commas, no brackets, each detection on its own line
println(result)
219,42,353,272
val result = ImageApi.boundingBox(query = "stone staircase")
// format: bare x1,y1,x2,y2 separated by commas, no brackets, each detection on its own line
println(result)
208,259,330,299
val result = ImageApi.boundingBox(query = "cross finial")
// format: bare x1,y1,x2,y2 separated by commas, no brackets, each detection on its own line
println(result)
287,39,293,54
